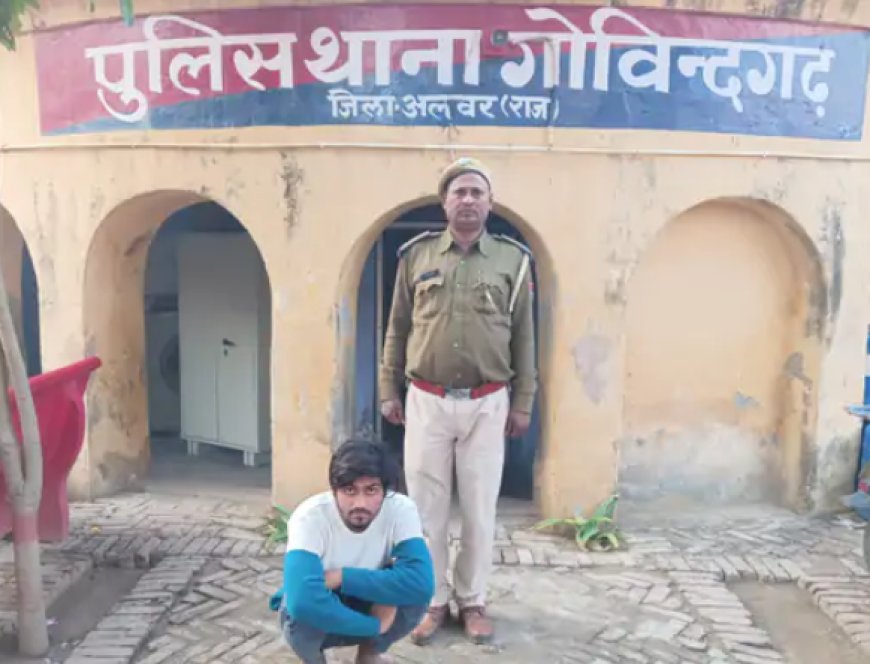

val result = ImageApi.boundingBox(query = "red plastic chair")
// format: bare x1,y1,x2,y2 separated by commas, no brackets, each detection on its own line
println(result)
0,356,101,542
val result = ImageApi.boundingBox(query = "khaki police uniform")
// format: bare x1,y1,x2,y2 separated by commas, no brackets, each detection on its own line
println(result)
380,224,537,609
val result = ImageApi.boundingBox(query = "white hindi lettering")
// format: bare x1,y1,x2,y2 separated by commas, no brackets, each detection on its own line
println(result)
456,95,498,119
83,8,840,125
85,14,298,123
588,8,671,92
500,94,554,120
396,95,454,121
359,94,397,119
306,27,481,87
500,8,587,89
141,16,225,96
327,88,360,119
676,47,744,110
499,7,672,91
497,7,836,116
85,42,156,123
799,50,835,118
326,89,555,122
676,41,835,115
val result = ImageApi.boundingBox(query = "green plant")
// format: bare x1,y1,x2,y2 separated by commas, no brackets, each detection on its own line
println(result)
0,0,37,50
533,494,622,552
120,0,135,25
264,504,293,545
1,0,136,51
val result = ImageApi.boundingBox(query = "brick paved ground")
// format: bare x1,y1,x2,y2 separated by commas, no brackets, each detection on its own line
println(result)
0,548,92,642
1,491,868,663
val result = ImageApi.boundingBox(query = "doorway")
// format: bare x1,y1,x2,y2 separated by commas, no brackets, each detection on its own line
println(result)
21,246,41,377
143,201,272,495
354,204,540,500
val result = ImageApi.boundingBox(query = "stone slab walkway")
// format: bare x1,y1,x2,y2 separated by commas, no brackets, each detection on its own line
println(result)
0,492,868,663
0,548,92,642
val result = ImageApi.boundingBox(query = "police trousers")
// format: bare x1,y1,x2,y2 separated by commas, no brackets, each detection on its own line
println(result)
403,382,509,608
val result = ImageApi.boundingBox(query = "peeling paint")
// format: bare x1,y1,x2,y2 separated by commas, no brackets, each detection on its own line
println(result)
805,278,826,340
619,424,777,504
98,451,146,493
604,269,628,307
280,153,304,238
86,390,103,430
90,189,105,224
783,352,813,388
734,391,760,409
800,429,817,510
812,434,860,511
773,0,808,18
572,332,612,405
820,202,844,325
842,0,860,17
745,0,825,18
642,160,657,191
224,172,244,201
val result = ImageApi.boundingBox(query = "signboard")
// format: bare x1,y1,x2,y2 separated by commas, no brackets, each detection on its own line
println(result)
34,4,870,139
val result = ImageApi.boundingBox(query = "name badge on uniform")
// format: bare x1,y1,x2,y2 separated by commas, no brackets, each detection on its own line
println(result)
416,269,441,284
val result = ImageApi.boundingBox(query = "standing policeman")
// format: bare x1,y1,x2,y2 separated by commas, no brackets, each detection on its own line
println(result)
379,158,537,645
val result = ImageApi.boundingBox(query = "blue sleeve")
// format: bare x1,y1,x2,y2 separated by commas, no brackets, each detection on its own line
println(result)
340,537,435,606
281,550,381,638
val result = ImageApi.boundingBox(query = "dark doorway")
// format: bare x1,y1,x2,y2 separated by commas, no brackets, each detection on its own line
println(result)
22,246,41,377
354,204,540,499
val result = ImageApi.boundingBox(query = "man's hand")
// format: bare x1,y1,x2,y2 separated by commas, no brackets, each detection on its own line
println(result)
324,569,342,590
505,410,531,438
380,398,405,426
370,604,397,635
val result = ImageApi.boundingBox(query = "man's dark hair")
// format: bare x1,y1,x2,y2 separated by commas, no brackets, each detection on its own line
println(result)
328,440,400,493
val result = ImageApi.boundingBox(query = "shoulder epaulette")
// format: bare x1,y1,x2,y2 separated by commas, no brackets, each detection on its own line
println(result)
493,233,533,259
397,231,438,259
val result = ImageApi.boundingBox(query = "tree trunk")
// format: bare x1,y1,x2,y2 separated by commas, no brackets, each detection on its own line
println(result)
0,256,47,655
12,509,47,654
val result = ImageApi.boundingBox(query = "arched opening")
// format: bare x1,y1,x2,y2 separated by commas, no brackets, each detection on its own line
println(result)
620,198,825,511
0,205,41,377
350,203,542,501
82,193,272,500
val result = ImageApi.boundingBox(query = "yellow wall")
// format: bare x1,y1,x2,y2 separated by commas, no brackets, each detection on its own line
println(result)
1,0,869,517
0,208,24,350
623,200,824,508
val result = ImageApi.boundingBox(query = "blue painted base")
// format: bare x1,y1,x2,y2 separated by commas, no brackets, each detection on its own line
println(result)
857,423,870,520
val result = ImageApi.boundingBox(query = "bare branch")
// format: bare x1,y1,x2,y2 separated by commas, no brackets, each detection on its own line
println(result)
0,353,23,498
0,260,39,507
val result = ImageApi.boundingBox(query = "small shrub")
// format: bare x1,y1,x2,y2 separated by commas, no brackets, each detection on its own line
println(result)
264,505,293,545
533,494,622,551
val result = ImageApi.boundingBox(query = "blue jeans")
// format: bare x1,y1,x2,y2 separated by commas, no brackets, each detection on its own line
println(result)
280,599,427,664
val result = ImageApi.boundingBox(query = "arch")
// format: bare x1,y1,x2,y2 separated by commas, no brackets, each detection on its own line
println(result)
620,197,825,510
337,196,557,322
81,191,273,499
334,196,556,501
0,204,41,376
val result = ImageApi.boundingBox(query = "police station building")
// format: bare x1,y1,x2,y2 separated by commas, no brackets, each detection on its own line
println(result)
2,0,869,518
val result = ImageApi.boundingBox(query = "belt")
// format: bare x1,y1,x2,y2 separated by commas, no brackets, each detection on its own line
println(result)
411,379,506,400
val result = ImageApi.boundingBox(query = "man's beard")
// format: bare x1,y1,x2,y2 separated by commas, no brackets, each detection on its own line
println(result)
343,508,374,532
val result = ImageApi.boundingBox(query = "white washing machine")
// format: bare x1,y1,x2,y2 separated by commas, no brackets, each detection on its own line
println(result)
145,311,181,436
